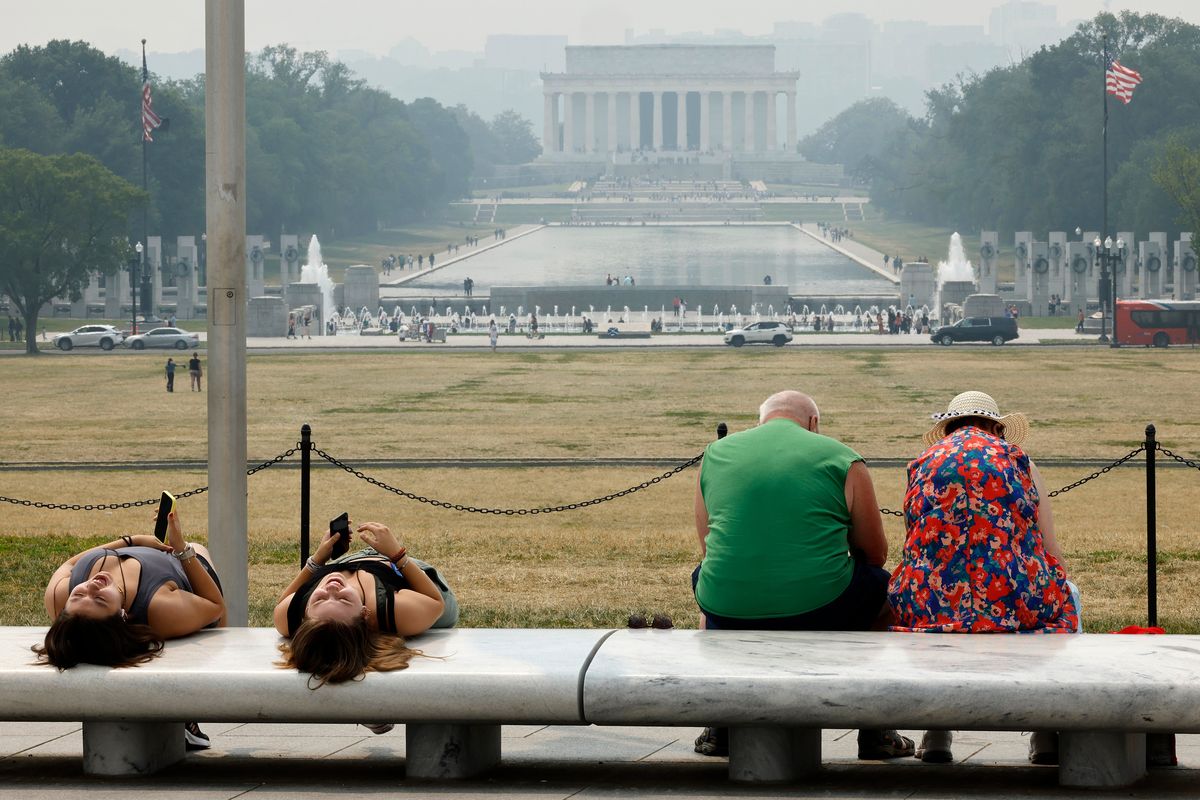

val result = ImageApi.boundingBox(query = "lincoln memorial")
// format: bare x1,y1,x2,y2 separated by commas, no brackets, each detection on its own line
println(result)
540,45,800,158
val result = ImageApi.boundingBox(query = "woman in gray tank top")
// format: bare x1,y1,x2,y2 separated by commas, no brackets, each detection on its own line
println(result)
36,502,226,669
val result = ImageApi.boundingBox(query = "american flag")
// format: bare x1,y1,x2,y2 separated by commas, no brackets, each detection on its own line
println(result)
1106,56,1142,104
141,52,162,141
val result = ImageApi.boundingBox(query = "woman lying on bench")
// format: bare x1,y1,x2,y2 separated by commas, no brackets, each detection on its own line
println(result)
274,519,458,690
35,502,226,749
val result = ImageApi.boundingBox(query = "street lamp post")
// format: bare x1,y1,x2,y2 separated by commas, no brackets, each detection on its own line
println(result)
131,241,143,335
1093,235,1124,346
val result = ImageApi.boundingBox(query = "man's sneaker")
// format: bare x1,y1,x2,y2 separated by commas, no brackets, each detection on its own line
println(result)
362,723,395,735
1029,731,1059,765
916,729,954,763
184,722,211,750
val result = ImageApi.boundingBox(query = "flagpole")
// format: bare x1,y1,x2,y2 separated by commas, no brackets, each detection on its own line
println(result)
140,38,149,333
1101,33,1110,341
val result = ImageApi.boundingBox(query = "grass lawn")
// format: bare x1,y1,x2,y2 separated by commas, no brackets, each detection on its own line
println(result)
758,203,847,223
847,215,959,265
3,348,1198,631
317,222,502,274
471,182,574,198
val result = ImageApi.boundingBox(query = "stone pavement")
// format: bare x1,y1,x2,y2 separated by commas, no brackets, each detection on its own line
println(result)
1,721,1195,798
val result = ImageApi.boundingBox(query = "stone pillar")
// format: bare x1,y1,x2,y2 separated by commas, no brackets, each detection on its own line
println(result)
103,265,126,319
765,91,777,151
245,234,265,298
1048,231,1068,301
652,91,663,150
1116,231,1134,299
979,232,998,294
584,92,596,154
543,92,556,153
699,91,711,152
563,92,574,154
722,92,733,152
279,233,300,305
1140,233,1167,298
629,91,640,151
786,92,797,152
147,235,163,313
1174,233,1196,300
676,91,686,150
1026,242,1050,315
607,92,617,153
176,235,198,320
743,90,756,153
1013,231,1032,301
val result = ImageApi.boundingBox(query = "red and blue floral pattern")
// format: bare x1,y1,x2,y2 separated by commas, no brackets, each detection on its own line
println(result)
888,426,1078,634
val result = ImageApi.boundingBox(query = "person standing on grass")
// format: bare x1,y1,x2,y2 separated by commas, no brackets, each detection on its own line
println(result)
165,358,176,393
690,390,911,761
188,353,202,391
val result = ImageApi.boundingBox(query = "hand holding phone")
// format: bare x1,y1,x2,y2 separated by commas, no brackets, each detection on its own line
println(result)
153,491,176,542
329,512,351,559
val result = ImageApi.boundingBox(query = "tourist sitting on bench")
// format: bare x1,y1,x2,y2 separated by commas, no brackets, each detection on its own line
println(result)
36,501,226,749
691,390,913,761
274,519,458,697
888,391,1079,765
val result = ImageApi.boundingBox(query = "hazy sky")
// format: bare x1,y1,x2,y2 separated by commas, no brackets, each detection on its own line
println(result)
5,1,1200,57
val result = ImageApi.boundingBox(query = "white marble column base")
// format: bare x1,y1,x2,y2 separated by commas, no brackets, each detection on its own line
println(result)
82,720,185,776
405,722,501,779
728,726,820,783
1059,731,1146,787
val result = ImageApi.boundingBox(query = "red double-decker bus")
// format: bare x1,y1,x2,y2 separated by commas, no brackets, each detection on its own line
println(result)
1115,299,1200,347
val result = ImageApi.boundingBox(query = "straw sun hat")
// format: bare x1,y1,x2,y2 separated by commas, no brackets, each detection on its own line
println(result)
923,390,1030,448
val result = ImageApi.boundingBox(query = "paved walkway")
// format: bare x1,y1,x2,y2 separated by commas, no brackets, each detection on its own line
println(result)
1,722,1194,798
796,223,900,284
383,224,545,287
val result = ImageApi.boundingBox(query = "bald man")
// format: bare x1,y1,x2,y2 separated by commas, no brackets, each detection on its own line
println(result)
691,390,911,760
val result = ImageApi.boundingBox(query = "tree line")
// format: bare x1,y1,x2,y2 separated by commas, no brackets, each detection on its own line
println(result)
800,12,1200,243
0,39,539,353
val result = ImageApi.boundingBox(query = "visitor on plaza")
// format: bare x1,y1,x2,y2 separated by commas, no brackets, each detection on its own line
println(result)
488,319,498,351
188,353,202,391
274,519,457,695
888,391,1078,765
36,500,226,749
690,390,911,761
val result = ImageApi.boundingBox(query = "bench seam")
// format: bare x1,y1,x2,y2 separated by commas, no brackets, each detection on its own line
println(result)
577,629,619,723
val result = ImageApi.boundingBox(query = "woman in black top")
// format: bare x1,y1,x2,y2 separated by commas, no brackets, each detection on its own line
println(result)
274,519,456,686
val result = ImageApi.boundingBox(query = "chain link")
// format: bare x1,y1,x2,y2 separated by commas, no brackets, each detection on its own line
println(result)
1046,445,1145,497
1155,443,1200,472
0,447,299,512
313,447,703,515
879,507,905,517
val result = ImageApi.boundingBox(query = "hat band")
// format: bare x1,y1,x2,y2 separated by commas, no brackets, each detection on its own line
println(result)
931,407,1004,421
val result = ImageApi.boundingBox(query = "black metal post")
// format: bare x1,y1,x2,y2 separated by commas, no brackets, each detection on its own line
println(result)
300,424,311,567
1101,33,1110,342
1145,423,1157,627
129,254,139,335
716,422,728,440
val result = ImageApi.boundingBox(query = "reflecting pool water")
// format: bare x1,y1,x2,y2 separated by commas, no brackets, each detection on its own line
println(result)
395,227,893,295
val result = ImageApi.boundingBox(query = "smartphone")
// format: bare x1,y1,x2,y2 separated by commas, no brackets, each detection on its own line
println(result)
329,512,351,559
153,491,176,542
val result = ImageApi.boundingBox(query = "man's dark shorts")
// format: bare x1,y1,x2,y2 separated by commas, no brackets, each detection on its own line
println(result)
691,558,890,631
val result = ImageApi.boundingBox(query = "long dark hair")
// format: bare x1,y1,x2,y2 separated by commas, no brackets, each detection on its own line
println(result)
277,616,416,688
33,612,165,669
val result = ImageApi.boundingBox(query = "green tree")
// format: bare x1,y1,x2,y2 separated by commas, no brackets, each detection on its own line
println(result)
0,148,144,354
490,110,541,165
799,98,911,182
1152,133,1200,243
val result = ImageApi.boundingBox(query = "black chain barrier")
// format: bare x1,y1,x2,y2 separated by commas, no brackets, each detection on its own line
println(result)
1,440,1194,516
313,447,704,515
1157,443,1200,472
0,447,299,512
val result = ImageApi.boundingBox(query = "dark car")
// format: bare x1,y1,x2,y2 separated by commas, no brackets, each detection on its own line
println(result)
931,316,1019,346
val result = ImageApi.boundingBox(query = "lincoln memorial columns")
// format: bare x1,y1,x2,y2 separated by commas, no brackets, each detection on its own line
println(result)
607,92,618,152
699,91,711,152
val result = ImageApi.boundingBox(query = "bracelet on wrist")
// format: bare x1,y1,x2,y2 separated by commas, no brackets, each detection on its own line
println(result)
305,556,324,572
388,546,407,564
173,544,196,563
121,535,133,548
394,556,411,570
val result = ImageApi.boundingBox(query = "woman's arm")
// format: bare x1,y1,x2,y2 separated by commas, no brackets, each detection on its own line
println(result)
355,522,446,635
276,531,339,603
1029,460,1064,563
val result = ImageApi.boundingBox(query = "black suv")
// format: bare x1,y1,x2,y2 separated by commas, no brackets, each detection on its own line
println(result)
931,316,1019,346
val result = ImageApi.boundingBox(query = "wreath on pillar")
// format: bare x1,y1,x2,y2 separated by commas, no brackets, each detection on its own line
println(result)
1146,256,1162,273
1033,257,1050,274
1016,241,1028,259
1183,254,1197,272
250,245,264,265
979,242,995,260
1049,243,1063,260
284,245,299,264
1071,255,1089,274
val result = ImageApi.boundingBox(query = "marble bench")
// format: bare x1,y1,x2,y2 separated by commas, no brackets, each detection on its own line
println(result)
582,629,1200,788
0,626,609,778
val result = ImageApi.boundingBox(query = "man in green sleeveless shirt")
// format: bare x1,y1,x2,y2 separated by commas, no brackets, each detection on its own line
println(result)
691,390,913,761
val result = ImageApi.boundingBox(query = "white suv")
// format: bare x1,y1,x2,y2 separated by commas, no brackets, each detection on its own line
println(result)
724,321,793,347
51,325,125,351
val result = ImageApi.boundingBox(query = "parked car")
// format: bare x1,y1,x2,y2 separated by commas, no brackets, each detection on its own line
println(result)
51,325,125,351
931,316,1019,346
124,327,200,350
723,320,793,347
